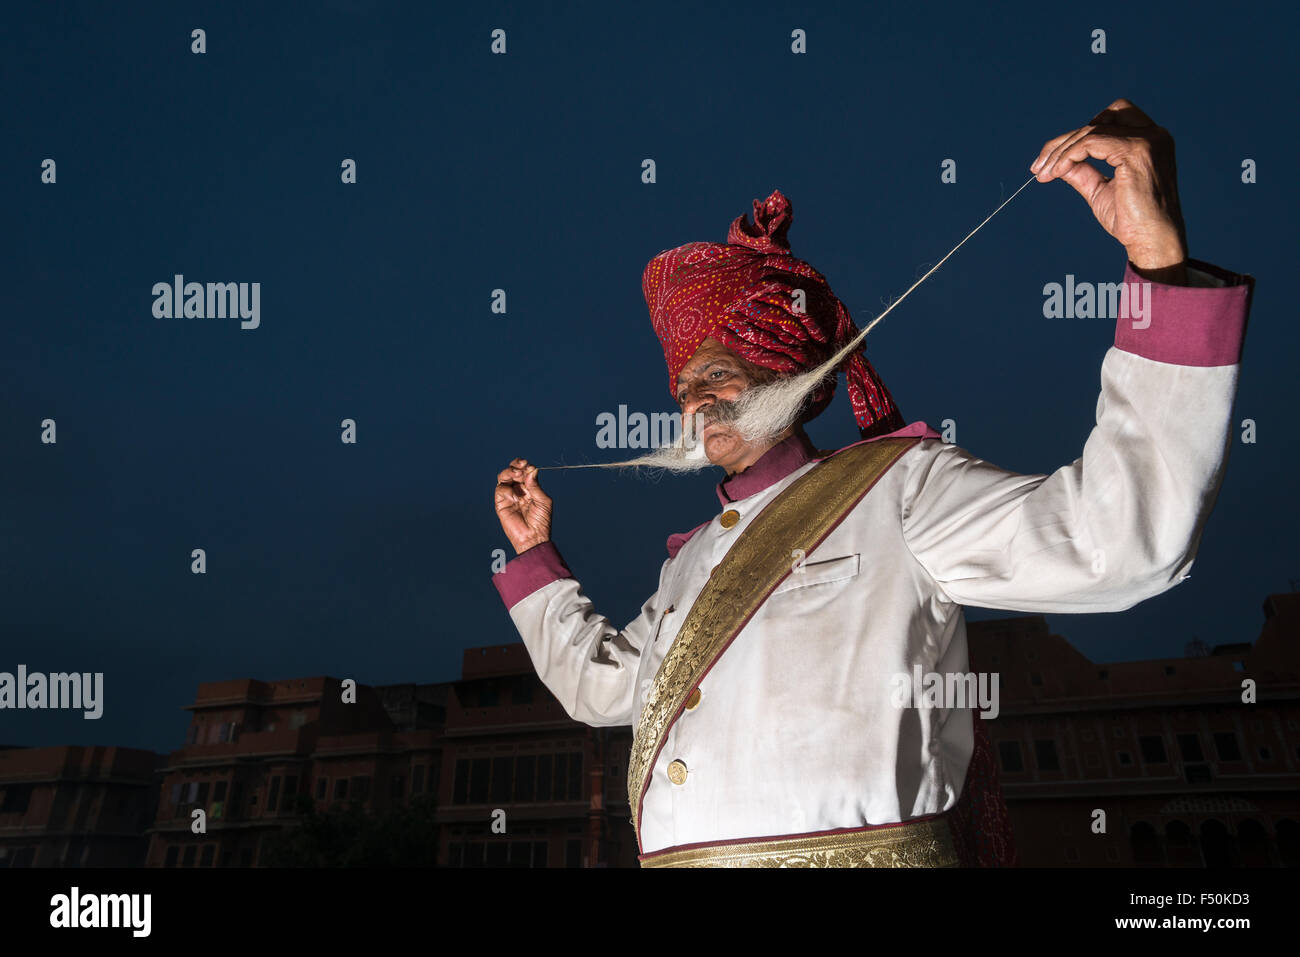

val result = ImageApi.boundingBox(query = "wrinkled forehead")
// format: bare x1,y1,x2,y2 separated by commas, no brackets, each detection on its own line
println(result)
675,337,735,384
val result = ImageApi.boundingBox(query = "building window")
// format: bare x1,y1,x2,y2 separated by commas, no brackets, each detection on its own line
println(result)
515,756,536,801
470,759,490,803
553,754,568,799
1139,736,1167,763
1258,746,1272,761
452,761,467,804
1177,733,1204,762
513,680,533,705
529,754,549,801
491,758,512,803
195,782,210,807
1164,666,1176,676
199,845,215,867
1097,670,1108,680
565,839,582,868
285,776,298,799
1064,847,1079,862
479,683,499,707
1116,751,1132,767
1213,731,1242,761
352,776,371,802
996,741,1023,772
568,752,583,800
413,764,427,795
0,784,33,814
214,781,228,802
164,846,178,868
315,777,328,800
1030,672,1042,686
182,846,196,867
392,775,405,800
267,777,281,813
334,778,348,801
1034,740,1060,772
290,709,307,729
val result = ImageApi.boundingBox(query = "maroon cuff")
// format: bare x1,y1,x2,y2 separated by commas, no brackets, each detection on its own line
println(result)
1113,258,1252,367
492,540,573,609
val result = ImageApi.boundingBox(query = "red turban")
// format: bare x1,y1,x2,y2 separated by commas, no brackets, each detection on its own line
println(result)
642,189,905,438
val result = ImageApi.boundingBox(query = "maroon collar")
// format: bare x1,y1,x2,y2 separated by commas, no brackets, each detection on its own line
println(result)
716,431,819,506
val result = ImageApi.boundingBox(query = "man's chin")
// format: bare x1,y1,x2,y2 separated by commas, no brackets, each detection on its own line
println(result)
702,432,741,467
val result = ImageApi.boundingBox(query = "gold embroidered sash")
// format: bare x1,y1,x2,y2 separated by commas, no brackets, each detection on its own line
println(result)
627,436,922,848
638,814,959,867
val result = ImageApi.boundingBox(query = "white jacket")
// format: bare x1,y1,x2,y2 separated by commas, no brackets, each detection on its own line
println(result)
493,259,1251,856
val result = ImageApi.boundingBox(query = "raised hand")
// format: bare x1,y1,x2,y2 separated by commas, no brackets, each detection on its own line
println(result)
495,458,553,554
1031,98,1187,275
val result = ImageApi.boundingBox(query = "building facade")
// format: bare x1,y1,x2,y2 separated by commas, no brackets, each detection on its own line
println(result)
968,592,1300,867
144,676,447,867
0,744,161,867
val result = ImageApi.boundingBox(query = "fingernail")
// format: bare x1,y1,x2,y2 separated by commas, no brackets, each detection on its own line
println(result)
1030,157,1040,172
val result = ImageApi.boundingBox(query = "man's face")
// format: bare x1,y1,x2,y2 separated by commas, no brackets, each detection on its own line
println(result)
676,337,778,473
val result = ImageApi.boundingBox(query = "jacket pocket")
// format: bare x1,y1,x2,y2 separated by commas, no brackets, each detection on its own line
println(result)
651,604,677,645
771,553,861,595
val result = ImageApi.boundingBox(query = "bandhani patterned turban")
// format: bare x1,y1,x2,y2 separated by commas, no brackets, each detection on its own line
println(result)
642,189,905,438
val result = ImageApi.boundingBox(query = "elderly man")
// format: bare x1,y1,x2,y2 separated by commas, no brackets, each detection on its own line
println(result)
492,99,1252,867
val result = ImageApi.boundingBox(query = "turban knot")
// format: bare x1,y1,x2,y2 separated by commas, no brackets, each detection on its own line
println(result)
642,189,904,438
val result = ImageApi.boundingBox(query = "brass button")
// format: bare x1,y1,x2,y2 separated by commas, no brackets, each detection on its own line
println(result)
666,759,688,785
685,688,701,710
720,509,740,529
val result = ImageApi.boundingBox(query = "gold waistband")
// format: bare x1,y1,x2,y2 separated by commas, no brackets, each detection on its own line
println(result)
638,815,959,868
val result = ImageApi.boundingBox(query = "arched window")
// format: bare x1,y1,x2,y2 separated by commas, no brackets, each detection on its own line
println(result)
1130,821,1161,865
1237,819,1270,867
1276,819,1300,867
1199,819,1233,868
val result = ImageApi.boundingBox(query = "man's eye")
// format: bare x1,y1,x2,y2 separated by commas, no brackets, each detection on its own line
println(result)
710,369,729,379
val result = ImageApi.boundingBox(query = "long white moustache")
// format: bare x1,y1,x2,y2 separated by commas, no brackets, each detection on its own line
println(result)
550,412,716,474
538,175,1036,473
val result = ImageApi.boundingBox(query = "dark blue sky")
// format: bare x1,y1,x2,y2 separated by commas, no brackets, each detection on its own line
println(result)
2,1,1294,753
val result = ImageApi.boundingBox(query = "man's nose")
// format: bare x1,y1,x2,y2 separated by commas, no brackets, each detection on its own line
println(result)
681,388,716,419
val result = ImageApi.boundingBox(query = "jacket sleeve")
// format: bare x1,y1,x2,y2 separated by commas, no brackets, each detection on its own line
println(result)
900,258,1252,613
491,540,664,727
